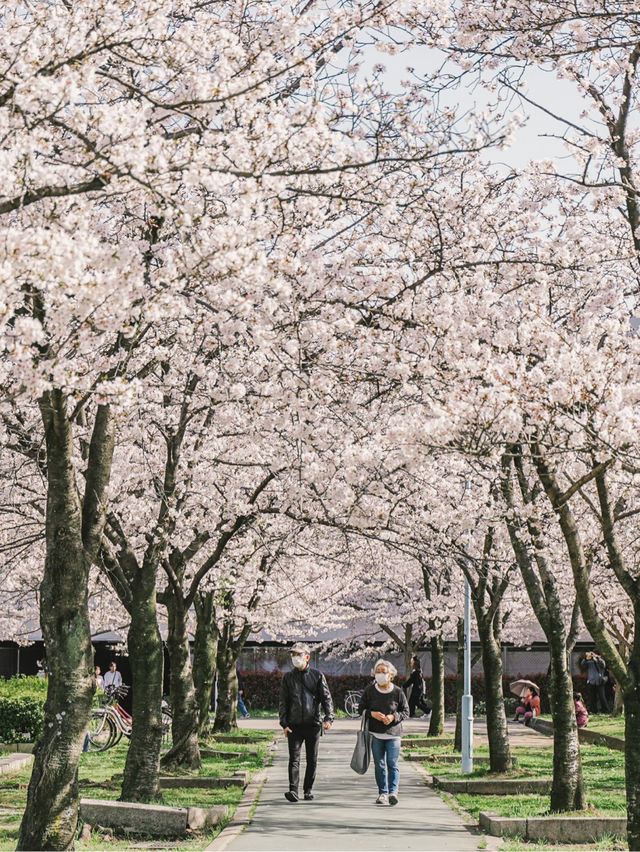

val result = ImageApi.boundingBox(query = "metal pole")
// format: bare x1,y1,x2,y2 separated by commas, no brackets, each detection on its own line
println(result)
462,577,474,774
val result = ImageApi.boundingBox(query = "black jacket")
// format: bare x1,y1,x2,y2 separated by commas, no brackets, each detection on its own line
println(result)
403,669,425,696
358,683,409,737
279,667,334,728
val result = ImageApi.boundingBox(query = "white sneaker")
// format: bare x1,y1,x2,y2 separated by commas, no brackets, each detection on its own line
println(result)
389,793,399,806
376,794,388,805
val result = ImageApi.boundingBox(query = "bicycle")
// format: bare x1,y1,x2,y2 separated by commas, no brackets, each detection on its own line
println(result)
344,689,363,718
88,685,172,752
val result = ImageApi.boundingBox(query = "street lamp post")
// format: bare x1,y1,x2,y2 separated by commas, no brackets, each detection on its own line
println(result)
462,577,474,773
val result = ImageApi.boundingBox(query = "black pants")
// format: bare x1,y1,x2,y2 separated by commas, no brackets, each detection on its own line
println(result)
287,724,322,794
409,693,431,717
588,682,610,714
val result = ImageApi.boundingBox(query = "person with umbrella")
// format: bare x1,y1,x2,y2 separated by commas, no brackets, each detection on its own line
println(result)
511,679,541,726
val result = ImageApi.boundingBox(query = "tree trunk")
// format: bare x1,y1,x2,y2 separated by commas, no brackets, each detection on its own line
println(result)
193,592,218,740
478,624,512,772
547,634,586,811
428,633,445,737
161,595,201,771
454,618,464,752
212,635,239,734
120,578,164,802
624,657,640,850
612,675,624,717
19,394,111,851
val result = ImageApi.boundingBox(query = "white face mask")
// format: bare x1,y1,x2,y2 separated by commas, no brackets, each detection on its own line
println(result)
375,672,390,686
292,655,307,669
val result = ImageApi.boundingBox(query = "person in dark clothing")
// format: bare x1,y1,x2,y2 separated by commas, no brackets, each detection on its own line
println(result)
358,659,410,806
236,668,250,718
582,651,610,714
279,642,334,803
402,656,431,718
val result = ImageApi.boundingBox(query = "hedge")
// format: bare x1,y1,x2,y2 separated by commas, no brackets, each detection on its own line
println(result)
240,670,592,714
0,676,47,743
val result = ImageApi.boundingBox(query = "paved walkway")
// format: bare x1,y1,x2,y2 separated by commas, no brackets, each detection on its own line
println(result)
226,719,497,852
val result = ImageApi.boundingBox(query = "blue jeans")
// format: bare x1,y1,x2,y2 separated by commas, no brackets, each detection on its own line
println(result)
237,694,249,717
371,736,401,795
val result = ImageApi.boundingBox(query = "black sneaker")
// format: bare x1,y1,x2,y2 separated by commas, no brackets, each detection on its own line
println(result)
284,791,299,803
304,792,314,801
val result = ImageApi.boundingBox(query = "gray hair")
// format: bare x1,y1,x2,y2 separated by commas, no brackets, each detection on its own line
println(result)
373,659,397,678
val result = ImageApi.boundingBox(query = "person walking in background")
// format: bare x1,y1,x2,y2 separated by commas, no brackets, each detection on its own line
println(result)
514,686,541,726
237,668,250,718
358,659,410,806
279,643,334,803
402,656,431,718
95,666,104,690
574,692,589,728
103,661,122,689
582,651,610,714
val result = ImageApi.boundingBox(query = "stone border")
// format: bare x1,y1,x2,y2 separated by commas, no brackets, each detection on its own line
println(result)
404,737,454,748
200,748,259,760
159,771,248,789
79,798,227,836
0,743,35,754
211,734,266,744
433,775,551,794
0,753,33,775
204,768,268,851
479,811,627,843
529,717,625,751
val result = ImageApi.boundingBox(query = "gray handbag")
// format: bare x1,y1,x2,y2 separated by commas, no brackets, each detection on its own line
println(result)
350,713,371,774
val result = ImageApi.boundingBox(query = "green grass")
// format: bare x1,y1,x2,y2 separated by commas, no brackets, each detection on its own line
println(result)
415,744,626,819
587,715,625,739
0,731,273,850
499,835,626,851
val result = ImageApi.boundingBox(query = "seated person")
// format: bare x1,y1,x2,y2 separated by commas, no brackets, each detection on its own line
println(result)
514,687,541,726
574,691,589,728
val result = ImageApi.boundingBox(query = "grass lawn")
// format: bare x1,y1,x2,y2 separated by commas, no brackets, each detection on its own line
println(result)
0,732,272,851
587,715,625,739
411,744,625,820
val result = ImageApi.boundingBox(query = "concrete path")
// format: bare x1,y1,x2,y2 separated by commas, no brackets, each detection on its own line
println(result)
226,720,495,852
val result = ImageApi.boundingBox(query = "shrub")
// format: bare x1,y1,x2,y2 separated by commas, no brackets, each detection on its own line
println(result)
0,676,47,743
240,669,590,715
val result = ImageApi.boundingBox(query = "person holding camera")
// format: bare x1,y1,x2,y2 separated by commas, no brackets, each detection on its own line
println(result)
582,651,610,714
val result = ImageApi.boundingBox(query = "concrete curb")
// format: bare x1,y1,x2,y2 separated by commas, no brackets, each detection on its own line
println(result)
204,768,269,851
200,748,259,760
403,737,454,748
0,753,33,775
0,743,35,754
433,775,552,794
79,798,227,836
529,717,625,751
203,733,278,851
479,811,627,843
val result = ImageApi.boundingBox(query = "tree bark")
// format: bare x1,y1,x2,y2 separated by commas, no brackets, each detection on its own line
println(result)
193,592,218,740
120,574,164,802
503,446,586,811
624,642,640,851
478,621,512,772
19,396,113,851
548,632,586,811
428,633,445,737
212,635,239,734
161,595,201,771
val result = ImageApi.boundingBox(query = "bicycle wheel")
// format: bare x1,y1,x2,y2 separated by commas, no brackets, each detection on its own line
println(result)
344,693,361,718
161,707,172,746
87,711,117,751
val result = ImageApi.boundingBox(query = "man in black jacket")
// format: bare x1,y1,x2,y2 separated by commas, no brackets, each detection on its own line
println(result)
279,642,334,802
